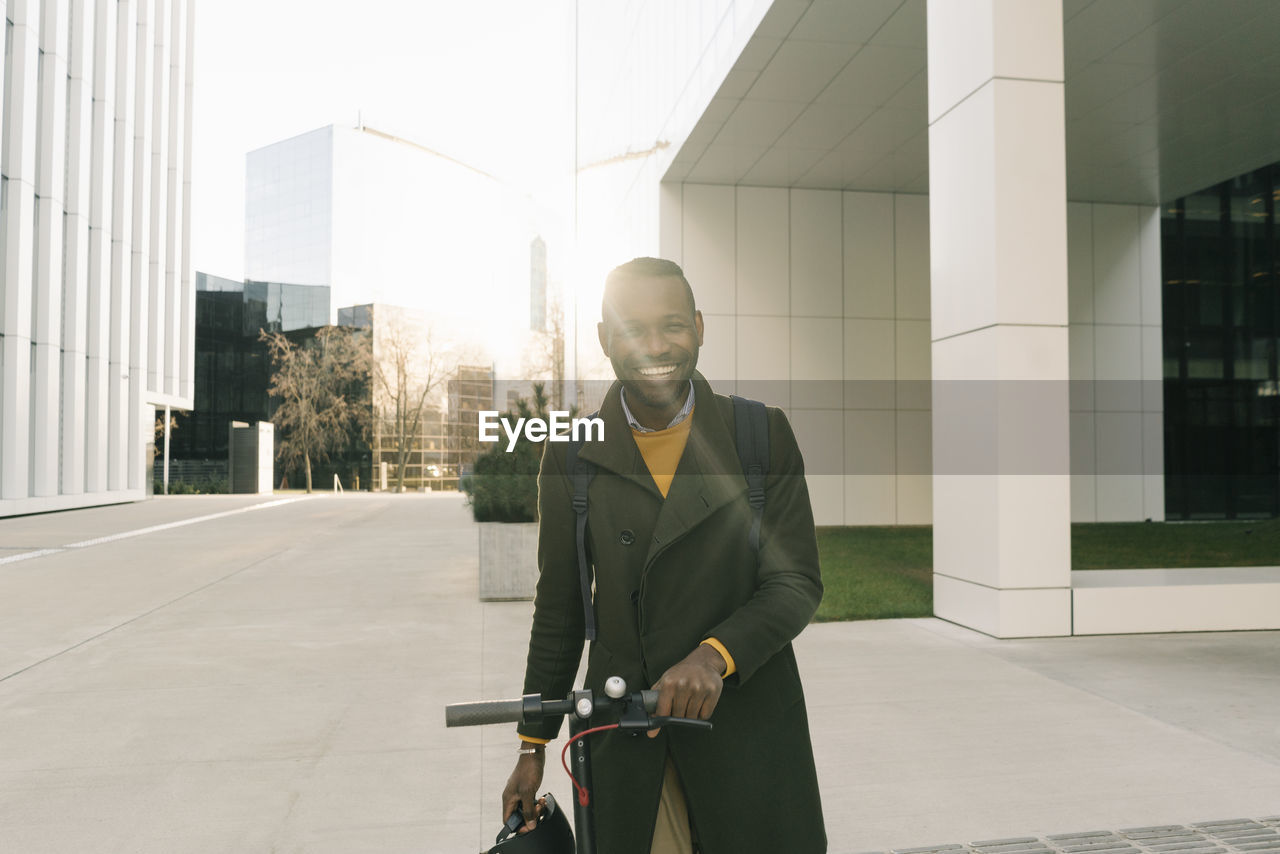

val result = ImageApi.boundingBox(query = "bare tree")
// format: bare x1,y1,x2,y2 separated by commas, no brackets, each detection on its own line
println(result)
370,309,469,493
261,326,371,493
520,286,568,411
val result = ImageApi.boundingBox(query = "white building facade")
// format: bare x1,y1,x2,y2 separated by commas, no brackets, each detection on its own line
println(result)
572,1,1280,637
1,0,195,517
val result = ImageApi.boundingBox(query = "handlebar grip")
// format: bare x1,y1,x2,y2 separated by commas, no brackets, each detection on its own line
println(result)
640,689,659,712
445,698,525,727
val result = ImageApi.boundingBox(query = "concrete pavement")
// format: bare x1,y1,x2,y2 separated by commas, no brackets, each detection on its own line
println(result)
0,493,1277,853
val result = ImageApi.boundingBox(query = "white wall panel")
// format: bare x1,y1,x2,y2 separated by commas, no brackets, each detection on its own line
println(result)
658,182,683,262
845,408,895,497
844,317,895,410
1138,205,1162,327
1096,412,1144,521
1068,323,1094,411
665,181,941,524
843,191,895,318
789,189,842,316
892,471,930,524
1092,203,1142,325
1141,324,1163,411
894,193,930,320
896,409,931,478
790,317,841,408
1142,411,1165,522
791,408,843,477
895,318,930,409
681,184,736,315
844,318,894,382
806,475,844,526
1070,411,1097,522
847,476,896,525
735,186,789,315
1067,201,1093,324
1067,202,1163,522
697,313,736,387
1093,324,1142,412
894,319,930,382
736,315,788,407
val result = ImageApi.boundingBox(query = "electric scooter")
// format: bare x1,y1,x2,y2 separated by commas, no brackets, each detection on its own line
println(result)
446,676,711,854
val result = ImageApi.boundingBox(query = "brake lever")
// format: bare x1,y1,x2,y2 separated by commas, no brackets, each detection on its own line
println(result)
649,716,713,730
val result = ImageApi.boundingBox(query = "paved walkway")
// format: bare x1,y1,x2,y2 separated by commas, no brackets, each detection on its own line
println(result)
0,494,1277,853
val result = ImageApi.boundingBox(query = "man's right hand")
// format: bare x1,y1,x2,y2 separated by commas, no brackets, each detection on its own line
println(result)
501,745,546,833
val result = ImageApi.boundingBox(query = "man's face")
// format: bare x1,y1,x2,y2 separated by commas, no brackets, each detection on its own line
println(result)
598,274,704,413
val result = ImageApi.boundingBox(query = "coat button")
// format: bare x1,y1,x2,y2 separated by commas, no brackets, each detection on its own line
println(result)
619,529,635,546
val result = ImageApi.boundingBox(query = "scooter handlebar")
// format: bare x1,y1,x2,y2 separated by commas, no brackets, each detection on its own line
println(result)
445,697,526,727
446,687,660,728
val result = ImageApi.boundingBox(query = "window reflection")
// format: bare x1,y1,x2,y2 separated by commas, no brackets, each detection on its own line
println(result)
1163,164,1279,519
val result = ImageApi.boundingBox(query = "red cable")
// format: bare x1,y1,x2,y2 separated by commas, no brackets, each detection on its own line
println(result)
560,723,620,806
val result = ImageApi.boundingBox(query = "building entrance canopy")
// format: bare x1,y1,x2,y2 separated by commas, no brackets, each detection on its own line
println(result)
667,0,1280,205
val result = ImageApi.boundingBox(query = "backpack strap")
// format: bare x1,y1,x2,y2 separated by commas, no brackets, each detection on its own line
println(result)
730,395,770,554
565,431,598,641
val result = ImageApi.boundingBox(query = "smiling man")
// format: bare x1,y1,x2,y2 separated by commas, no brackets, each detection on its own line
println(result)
501,257,826,854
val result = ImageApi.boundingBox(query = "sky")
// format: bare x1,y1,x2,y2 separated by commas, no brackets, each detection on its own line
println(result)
192,0,575,282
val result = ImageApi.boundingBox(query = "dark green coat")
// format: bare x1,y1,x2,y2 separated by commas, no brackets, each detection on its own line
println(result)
518,375,827,854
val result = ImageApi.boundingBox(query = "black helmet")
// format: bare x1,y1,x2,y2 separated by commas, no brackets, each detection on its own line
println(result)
485,792,574,854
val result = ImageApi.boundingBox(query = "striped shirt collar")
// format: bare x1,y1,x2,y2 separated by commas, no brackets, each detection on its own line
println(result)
620,380,695,433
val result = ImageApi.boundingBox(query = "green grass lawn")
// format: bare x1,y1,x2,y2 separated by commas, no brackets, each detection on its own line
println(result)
1072,517,1280,568
814,526,933,622
815,518,1280,622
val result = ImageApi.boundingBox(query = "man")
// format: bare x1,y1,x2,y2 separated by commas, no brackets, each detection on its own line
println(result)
502,257,826,854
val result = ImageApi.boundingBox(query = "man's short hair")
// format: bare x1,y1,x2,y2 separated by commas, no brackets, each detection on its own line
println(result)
602,257,696,322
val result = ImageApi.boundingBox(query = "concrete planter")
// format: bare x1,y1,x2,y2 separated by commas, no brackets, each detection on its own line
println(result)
478,522,539,601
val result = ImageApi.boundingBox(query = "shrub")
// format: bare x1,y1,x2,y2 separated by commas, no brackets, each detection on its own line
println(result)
463,384,553,523
157,477,228,495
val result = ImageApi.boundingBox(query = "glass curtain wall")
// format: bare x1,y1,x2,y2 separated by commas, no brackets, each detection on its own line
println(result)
1163,164,1280,519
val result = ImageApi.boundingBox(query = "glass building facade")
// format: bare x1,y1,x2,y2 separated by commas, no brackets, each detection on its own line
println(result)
169,274,331,478
244,127,334,291
1163,163,1280,519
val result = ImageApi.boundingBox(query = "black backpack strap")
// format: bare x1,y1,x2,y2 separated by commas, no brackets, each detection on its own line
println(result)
565,434,597,641
730,395,769,554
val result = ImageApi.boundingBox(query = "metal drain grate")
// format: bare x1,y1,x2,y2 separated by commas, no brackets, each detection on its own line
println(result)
848,817,1280,854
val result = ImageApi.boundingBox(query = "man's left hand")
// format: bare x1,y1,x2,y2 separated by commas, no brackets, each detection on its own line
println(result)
648,644,726,738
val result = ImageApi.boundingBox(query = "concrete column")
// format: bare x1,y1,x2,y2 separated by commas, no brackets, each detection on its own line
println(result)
128,0,154,491
165,0,189,398
1,0,41,501
146,0,168,396
109,0,138,491
86,0,119,494
62,0,97,496
926,0,1071,637
178,0,196,403
32,0,71,498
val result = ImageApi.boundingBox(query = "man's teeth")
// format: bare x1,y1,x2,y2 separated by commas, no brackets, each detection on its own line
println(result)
639,365,676,377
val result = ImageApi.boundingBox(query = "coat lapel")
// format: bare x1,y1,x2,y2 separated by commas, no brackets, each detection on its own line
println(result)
644,375,746,568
